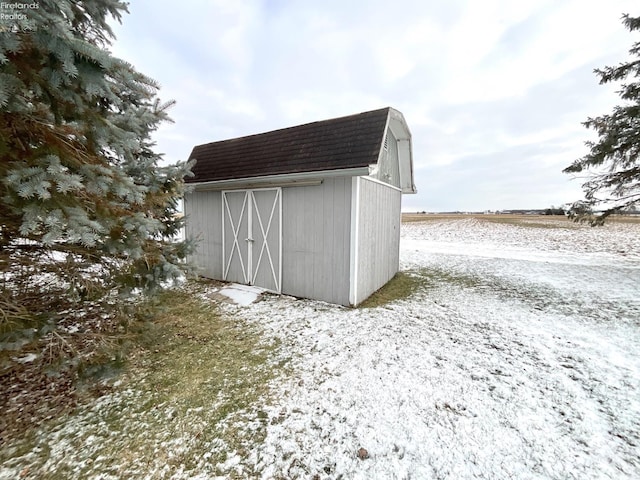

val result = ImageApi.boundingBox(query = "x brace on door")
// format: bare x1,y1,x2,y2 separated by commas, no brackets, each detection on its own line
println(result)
222,188,282,293
222,190,249,284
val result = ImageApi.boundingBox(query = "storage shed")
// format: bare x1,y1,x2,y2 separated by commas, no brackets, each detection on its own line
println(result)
184,107,416,306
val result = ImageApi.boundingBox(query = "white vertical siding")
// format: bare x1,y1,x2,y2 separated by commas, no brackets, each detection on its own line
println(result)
281,177,352,305
221,190,249,284
386,130,401,188
372,128,401,189
186,175,399,307
397,138,415,194
352,176,401,305
184,190,223,279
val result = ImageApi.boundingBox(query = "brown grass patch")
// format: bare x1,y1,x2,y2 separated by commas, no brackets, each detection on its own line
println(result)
0,281,283,479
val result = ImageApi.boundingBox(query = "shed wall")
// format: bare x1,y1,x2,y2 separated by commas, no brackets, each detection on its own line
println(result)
375,128,401,189
185,175,404,307
281,177,352,305
352,176,401,305
184,190,224,279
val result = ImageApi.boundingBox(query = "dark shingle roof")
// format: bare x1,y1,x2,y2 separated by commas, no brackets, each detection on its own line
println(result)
186,107,390,184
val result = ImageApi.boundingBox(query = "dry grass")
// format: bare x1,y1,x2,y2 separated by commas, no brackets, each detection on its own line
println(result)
91,284,284,476
358,271,428,308
0,281,284,479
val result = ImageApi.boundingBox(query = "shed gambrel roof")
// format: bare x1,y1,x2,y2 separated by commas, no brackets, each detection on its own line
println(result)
186,107,391,184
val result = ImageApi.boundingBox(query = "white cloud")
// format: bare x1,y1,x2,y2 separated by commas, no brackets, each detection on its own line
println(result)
107,0,639,211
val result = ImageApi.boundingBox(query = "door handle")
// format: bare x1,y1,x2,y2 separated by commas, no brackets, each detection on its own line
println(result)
245,238,254,242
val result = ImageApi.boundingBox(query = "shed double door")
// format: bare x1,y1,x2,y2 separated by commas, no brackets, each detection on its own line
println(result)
222,188,282,293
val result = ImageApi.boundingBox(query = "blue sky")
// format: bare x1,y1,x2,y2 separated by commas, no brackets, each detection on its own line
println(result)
110,0,637,212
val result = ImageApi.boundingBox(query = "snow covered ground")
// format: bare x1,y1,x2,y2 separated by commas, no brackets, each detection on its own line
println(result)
247,218,640,479
2,217,639,479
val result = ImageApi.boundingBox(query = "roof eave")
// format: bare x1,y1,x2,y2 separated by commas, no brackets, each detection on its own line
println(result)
187,166,370,191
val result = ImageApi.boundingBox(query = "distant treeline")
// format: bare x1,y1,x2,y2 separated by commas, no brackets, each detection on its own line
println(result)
413,208,640,216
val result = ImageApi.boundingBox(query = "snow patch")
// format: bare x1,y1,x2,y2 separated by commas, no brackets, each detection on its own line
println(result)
3,219,639,479
12,353,38,364
247,219,640,479
218,284,265,306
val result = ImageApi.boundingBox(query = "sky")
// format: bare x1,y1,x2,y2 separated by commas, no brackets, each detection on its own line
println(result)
109,0,638,212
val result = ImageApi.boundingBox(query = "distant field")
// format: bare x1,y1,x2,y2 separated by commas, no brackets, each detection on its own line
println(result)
402,212,640,225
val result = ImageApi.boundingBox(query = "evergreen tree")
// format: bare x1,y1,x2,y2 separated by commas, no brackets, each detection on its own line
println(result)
0,0,194,319
564,14,640,225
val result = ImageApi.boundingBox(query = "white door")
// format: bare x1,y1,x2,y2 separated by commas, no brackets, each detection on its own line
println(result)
222,188,282,293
